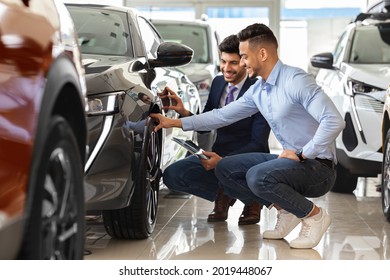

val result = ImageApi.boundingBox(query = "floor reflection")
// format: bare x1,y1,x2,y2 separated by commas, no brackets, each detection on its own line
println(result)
84,175,390,260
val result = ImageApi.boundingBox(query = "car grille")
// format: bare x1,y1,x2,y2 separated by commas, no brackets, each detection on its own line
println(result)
356,97,384,114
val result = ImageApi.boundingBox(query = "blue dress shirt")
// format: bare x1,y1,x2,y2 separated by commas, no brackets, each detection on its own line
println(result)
181,60,345,162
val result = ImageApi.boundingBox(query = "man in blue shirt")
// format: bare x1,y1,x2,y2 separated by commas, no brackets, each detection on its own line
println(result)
151,23,345,249
162,35,270,225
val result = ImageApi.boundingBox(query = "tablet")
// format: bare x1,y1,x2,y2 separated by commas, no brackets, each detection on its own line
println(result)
172,137,209,159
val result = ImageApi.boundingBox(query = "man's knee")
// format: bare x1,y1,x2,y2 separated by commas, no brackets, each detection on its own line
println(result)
246,167,275,191
214,157,230,181
163,164,178,189
214,157,231,178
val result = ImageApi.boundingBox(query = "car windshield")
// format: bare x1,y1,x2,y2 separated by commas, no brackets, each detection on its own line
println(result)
349,24,390,64
155,23,210,64
67,6,132,56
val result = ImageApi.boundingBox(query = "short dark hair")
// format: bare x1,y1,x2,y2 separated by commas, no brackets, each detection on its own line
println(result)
237,23,278,48
218,34,240,55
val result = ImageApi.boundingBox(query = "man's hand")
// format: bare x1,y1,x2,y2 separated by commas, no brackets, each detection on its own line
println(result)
159,86,190,116
150,113,182,132
200,151,222,171
278,149,304,161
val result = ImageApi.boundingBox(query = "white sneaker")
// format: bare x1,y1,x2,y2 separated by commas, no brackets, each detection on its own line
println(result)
263,209,301,239
290,208,331,249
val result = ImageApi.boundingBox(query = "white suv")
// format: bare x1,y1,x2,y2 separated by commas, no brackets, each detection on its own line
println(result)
311,13,390,193
381,85,390,222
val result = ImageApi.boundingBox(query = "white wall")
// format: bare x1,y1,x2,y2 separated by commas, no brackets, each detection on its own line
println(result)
278,17,352,72
64,0,124,5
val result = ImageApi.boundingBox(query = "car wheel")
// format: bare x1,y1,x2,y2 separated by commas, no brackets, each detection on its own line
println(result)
381,129,390,222
103,117,161,239
331,163,358,194
19,116,85,259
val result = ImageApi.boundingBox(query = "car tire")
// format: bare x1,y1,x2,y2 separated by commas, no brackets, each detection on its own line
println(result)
102,117,161,239
381,129,390,222
18,116,85,259
331,163,358,194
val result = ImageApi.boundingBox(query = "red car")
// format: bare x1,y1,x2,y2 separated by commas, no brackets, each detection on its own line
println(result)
0,0,87,259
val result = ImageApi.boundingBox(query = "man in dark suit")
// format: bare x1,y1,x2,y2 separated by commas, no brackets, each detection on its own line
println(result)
162,34,270,225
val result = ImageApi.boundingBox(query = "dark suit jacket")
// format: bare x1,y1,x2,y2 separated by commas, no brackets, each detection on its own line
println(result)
202,75,270,157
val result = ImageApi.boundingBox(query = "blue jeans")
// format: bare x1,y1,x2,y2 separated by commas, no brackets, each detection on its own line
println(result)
215,153,336,218
163,155,220,201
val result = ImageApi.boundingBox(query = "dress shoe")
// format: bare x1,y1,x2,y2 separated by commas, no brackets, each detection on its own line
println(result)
207,188,236,222
238,203,262,225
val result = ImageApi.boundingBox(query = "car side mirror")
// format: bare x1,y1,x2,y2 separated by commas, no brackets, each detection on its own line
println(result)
149,42,193,68
310,52,334,69
130,59,146,71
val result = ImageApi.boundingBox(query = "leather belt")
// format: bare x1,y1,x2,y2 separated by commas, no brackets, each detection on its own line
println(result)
315,158,334,169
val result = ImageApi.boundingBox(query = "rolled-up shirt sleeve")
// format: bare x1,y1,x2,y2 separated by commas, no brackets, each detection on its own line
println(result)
295,72,345,159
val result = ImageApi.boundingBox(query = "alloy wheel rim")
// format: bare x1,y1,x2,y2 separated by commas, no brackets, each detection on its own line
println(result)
145,130,160,226
41,147,79,259
384,139,390,214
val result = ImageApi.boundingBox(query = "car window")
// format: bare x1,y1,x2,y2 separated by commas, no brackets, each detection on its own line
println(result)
349,25,390,64
67,6,132,56
137,16,161,60
155,23,210,64
333,30,348,66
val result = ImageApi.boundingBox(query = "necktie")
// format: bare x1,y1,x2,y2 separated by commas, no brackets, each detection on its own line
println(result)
225,86,237,105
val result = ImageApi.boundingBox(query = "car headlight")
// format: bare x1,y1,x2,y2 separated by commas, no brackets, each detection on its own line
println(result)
348,79,383,94
87,92,122,116
346,79,386,101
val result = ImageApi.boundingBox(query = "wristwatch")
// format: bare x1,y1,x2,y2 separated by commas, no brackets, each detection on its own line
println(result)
295,148,305,162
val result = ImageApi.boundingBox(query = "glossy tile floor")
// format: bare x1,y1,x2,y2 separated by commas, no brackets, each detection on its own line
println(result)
84,176,390,260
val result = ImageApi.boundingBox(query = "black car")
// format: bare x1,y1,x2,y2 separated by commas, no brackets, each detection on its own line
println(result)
66,4,201,239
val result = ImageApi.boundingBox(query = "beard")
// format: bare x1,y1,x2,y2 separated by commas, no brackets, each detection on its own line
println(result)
247,69,257,79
